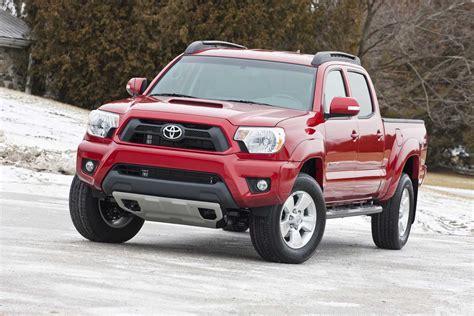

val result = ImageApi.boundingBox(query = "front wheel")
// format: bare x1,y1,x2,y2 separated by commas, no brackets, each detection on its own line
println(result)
371,173,415,250
249,173,326,264
69,176,144,243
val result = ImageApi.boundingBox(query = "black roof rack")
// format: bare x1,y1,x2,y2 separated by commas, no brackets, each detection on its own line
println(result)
184,40,247,55
311,51,361,66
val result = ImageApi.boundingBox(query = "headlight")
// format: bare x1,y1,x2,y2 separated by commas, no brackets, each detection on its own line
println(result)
87,110,120,138
234,127,285,154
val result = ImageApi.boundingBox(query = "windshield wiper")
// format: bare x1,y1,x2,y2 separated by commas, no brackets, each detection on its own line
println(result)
220,99,275,107
149,93,196,98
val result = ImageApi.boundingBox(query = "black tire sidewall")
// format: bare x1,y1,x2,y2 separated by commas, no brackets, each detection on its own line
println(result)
395,174,415,246
83,185,143,241
269,173,326,263
70,176,144,243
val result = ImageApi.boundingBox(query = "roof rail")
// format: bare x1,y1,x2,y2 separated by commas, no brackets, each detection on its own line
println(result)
311,51,361,66
184,40,247,55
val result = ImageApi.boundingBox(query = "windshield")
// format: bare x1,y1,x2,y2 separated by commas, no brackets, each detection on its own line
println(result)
150,56,316,111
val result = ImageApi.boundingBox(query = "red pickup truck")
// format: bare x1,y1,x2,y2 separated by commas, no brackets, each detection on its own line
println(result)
69,40,428,263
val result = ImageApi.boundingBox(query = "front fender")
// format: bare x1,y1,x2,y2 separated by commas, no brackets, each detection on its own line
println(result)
288,133,325,163
276,135,326,201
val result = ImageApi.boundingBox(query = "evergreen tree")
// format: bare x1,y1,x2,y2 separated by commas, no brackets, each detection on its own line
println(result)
25,0,365,108
25,1,161,108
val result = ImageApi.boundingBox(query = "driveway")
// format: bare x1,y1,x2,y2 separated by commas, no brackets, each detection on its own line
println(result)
1,185,472,314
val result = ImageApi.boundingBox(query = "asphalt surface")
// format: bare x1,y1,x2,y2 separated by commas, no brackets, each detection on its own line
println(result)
1,190,473,315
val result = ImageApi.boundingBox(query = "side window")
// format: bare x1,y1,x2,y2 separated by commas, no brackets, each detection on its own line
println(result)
323,70,347,113
347,72,373,117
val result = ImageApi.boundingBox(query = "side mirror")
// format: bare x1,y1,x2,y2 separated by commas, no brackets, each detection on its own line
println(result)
126,78,148,97
327,97,360,118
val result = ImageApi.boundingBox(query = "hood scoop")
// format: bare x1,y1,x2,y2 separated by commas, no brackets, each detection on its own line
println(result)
168,98,223,108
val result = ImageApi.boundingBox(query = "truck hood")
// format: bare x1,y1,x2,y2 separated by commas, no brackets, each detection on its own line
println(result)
100,96,307,126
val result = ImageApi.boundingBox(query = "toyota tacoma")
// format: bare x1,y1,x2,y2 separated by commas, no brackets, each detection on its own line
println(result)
69,40,428,263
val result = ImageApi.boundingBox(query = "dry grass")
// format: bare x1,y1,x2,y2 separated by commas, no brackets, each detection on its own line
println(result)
424,170,474,190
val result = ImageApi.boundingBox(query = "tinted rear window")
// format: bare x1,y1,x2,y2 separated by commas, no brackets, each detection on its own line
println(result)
347,72,373,117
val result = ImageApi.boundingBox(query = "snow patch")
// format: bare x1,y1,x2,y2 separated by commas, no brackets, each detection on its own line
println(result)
415,185,473,236
0,165,72,198
0,143,76,174
0,87,88,175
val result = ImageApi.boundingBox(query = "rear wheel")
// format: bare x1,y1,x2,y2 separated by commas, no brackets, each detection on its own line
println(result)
371,173,415,249
69,176,144,243
249,173,326,263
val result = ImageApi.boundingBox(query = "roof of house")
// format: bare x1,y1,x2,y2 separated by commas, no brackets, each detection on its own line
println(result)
0,9,30,48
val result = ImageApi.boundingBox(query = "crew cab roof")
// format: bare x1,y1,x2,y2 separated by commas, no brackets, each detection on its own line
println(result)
184,40,361,67
191,48,317,67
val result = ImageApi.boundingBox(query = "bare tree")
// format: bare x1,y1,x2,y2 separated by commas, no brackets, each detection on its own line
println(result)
359,0,473,167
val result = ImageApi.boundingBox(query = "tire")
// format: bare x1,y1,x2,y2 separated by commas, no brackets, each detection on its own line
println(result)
371,173,414,250
249,173,326,264
69,175,144,243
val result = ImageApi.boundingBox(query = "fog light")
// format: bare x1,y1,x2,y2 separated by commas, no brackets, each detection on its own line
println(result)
82,159,98,175
247,178,271,193
85,160,95,173
256,179,269,192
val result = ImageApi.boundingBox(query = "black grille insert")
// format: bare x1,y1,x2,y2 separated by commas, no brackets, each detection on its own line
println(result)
120,119,229,152
114,164,222,185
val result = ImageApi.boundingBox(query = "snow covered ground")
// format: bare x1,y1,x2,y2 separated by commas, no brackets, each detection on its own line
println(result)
0,87,472,236
0,88,473,314
2,175,472,314
0,88,88,174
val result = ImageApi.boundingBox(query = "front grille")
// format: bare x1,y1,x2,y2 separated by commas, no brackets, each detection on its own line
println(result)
120,119,229,152
114,164,222,184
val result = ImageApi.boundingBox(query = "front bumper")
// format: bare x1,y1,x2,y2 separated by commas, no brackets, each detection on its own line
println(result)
102,168,239,210
77,140,299,209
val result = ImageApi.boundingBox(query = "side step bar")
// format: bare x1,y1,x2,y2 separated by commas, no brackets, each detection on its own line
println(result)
326,205,383,219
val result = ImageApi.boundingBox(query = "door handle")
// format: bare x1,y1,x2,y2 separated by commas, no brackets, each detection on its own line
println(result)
376,130,384,141
351,130,359,141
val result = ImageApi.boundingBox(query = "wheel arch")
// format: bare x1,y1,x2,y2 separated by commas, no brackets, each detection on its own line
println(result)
382,146,421,223
380,138,420,200
402,155,420,223
299,157,324,190
289,137,325,189
402,155,420,183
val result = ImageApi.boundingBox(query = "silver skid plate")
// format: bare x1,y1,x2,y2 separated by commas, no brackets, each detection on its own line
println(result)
112,192,223,228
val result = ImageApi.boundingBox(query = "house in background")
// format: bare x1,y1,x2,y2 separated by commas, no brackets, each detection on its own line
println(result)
0,9,31,92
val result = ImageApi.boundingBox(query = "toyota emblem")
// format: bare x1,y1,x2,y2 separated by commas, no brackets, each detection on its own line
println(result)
162,124,184,141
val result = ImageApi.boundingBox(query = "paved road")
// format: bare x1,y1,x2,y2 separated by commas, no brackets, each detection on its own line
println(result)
1,190,473,314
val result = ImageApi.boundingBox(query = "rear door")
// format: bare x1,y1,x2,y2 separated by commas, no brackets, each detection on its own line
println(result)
347,70,385,199
322,68,359,202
